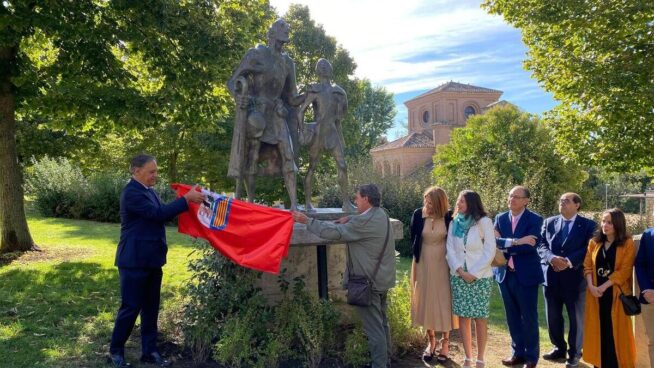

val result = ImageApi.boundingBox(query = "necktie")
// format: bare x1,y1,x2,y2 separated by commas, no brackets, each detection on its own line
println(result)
508,215,518,269
561,220,572,242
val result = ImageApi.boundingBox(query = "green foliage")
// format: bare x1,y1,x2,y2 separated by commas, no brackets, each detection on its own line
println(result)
483,0,654,171
182,241,263,363
183,243,341,367
388,274,423,356
24,156,88,218
433,105,586,217
343,325,370,367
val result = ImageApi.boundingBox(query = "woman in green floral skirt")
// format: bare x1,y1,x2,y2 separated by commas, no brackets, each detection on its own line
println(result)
446,190,496,368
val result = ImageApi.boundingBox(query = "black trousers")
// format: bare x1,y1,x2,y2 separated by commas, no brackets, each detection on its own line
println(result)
110,267,163,356
544,280,586,359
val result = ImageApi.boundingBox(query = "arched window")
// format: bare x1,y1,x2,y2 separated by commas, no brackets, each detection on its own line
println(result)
422,110,430,123
464,106,476,119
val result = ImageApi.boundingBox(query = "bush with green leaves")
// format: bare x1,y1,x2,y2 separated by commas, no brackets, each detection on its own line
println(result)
433,105,587,218
183,241,342,367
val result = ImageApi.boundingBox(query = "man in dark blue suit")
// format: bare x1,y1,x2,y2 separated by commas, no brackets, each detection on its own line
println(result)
108,154,205,368
636,227,654,365
537,193,595,367
494,186,543,368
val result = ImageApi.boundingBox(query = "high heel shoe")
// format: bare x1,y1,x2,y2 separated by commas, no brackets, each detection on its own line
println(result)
463,357,474,368
436,337,449,362
421,345,436,362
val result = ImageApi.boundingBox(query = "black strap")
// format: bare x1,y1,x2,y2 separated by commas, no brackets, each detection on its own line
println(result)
347,208,391,280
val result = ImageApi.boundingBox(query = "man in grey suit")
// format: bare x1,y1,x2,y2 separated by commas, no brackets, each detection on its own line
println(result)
293,184,396,368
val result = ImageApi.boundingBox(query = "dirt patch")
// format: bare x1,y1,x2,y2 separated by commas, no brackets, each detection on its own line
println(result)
0,247,95,267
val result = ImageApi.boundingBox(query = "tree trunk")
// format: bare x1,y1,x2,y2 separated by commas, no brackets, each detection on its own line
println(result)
0,46,35,253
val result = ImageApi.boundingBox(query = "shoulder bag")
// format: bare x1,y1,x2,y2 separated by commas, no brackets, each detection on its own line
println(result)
618,285,641,316
346,211,391,307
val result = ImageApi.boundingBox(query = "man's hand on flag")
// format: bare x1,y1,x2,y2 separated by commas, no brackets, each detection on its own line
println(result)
183,184,206,204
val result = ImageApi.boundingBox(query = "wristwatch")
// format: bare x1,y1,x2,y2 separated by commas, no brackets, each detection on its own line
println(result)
511,238,518,246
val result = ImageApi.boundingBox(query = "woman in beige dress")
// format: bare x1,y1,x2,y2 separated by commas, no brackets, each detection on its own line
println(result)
410,186,458,362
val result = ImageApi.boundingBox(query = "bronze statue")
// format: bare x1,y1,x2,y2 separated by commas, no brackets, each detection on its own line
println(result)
227,19,304,210
298,58,355,212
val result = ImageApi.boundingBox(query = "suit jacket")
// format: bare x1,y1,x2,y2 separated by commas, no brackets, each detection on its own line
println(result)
636,228,654,303
115,178,189,268
538,214,596,290
307,207,396,292
410,208,452,263
493,208,544,286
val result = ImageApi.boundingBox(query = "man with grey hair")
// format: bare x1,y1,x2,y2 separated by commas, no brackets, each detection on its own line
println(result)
109,154,205,367
292,184,396,367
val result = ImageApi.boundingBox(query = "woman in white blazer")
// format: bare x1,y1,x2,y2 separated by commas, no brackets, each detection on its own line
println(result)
446,190,496,368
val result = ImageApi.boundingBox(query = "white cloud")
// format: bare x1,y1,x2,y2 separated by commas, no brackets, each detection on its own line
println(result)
270,0,557,138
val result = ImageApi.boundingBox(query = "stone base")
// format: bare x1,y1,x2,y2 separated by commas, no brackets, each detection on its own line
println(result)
255,208,403,304
257,243,347,304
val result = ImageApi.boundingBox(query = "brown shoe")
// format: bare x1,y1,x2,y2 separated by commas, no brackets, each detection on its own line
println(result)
501,356,526,366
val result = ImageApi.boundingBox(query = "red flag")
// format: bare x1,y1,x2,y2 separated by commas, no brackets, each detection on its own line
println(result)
172,183,293,274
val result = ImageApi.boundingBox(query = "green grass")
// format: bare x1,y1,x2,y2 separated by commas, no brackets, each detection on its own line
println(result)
0,215,197,368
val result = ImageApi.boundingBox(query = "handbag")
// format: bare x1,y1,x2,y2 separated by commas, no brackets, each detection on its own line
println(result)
491,248,507,267
346,210,391,307
617,285,641,316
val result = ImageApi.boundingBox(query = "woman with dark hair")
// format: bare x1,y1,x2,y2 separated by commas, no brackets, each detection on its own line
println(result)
410,186,457,362
582,208,636,368
446,190,495,368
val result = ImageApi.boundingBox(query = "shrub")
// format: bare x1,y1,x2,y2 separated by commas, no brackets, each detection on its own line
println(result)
85,172,129,223
25,156,89,218
342,324,370,367
388,274,423,356
182,240,263,363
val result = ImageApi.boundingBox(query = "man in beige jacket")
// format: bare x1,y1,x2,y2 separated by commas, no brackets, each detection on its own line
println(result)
293,184,396,367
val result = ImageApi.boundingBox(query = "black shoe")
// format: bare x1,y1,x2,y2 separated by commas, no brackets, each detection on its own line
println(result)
140,352,171,367
543,348,566,361
107,354,131,367
565,357,580,367
501,356,527,366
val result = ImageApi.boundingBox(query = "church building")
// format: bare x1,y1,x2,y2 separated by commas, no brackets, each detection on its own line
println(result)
370,81,505,176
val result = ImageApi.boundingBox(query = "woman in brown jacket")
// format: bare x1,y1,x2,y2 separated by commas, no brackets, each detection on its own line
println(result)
582,208,636,368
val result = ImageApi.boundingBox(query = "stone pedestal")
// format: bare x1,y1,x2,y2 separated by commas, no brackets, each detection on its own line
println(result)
256,208,403,303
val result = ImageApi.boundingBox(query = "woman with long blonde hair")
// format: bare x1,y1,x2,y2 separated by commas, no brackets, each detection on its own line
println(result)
410,186,458,363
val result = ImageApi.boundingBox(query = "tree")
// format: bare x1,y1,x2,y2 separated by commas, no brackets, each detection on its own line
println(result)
483,0,654,172
0,0,271,253
433,105,586,216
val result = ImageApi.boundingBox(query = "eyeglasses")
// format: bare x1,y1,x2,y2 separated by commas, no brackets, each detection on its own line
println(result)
559,199,571,204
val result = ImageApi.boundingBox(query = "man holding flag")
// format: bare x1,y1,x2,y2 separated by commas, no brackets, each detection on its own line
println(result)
292,184,396,368
109,154,205,368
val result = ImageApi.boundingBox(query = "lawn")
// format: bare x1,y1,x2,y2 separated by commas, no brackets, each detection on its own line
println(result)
1,215,561,367
0,215,197,368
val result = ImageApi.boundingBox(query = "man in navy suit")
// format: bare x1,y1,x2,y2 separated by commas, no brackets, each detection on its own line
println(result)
538,193,595,367
636,227,654,365
108,154,205,368
494,186,543,368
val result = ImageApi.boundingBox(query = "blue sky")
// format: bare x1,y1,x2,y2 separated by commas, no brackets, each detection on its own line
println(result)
270,0,558,139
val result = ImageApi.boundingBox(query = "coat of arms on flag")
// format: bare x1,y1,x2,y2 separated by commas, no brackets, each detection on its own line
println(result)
197,194,232,231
